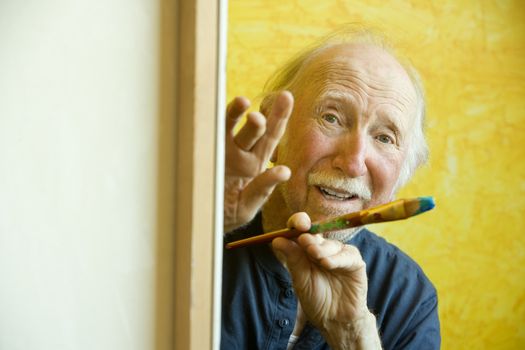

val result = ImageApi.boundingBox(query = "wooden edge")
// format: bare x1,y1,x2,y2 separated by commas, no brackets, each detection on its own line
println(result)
174,0,221,349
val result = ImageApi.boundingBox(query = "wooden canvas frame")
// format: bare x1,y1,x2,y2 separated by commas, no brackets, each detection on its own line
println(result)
169,0,227,349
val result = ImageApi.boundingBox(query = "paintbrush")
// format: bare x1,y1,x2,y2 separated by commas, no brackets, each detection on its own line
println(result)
225,197,435,249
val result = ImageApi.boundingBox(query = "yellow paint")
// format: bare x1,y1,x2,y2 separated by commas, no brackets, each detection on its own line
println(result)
227,0,525,348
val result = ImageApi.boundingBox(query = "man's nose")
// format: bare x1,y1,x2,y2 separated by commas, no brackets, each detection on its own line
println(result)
331,133,367,178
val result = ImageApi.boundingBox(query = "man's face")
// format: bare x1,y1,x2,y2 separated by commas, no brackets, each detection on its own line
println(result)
274,43,418,224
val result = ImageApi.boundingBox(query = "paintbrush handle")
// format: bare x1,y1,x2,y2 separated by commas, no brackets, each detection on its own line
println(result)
225,227,302,249
225,197,434,249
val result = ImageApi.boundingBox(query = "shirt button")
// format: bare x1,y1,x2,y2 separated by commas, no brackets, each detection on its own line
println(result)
278,318,290,328
284,288,294,298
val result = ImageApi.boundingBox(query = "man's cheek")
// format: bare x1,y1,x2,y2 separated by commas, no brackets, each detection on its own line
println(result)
369,174,396,206
302,132,329,159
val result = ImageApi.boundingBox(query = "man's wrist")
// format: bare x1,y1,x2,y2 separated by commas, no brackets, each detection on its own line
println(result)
320,311,382,350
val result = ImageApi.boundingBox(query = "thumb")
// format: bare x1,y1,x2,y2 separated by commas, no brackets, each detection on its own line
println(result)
238,165,290,220
286,212,311,232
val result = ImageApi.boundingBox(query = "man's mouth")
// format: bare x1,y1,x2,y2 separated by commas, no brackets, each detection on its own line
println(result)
317,186,359,201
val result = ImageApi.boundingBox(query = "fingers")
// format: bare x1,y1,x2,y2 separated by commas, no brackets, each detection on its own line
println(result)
296,234,365,272
253,91,294,158
298,234,341,259
237,165,291,223
272,237,308,270
233,112,266,151
226,96,250,136
318,246,365,271
226,91,293,159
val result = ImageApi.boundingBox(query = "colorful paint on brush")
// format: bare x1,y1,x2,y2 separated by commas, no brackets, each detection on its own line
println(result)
310,218,351,234
416,196,435,214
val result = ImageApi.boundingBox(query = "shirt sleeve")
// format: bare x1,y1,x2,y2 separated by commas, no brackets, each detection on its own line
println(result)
393,294,441,349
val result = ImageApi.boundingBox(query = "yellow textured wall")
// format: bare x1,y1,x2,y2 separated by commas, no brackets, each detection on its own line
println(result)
227,0,525,348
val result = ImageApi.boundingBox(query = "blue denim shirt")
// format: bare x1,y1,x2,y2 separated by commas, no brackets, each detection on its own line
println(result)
222,214,440,349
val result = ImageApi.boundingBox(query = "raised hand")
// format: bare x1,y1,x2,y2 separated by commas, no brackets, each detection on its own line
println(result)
224,91,294,233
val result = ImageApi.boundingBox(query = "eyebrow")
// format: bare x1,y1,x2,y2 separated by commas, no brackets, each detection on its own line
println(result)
312,90,356,115
373,111,406,145
315,90,405,137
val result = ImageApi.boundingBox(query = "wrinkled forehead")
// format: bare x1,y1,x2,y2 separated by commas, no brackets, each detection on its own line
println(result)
292,43,417,101
289,43,419,123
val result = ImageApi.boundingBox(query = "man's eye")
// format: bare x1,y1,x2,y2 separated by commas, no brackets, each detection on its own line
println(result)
376,134,394,144
321,114,339,124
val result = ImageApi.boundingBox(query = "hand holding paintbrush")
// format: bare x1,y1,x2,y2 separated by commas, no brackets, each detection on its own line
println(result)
226,197,435,249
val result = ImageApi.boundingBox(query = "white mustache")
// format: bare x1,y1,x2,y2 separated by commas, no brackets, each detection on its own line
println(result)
307,171,372,201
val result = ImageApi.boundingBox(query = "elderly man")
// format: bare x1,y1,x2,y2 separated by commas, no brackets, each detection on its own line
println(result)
222,33,440,349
